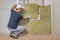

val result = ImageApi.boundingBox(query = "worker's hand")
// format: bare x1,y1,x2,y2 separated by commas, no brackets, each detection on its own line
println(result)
21,16,31,21
22,18,28,21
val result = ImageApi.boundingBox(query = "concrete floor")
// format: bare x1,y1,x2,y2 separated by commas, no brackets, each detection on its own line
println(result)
0,33,57,40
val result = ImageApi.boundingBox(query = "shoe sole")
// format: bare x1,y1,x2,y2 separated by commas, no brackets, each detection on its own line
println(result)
9,35,18,39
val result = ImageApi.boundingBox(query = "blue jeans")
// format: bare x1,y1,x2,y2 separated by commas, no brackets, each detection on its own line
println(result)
8,26,25,35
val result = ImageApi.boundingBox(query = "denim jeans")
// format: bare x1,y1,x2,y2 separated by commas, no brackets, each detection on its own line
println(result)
8,26,25,35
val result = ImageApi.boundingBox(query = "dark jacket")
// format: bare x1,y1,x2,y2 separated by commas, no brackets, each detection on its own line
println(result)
7,10,23,29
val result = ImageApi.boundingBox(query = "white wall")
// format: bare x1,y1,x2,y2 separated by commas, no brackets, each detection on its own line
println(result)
28,0,51,6
44,0,51,6
0,0,17,33
52,0,60,40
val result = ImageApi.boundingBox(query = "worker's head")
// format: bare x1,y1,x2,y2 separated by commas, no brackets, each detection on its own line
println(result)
14,5,24,13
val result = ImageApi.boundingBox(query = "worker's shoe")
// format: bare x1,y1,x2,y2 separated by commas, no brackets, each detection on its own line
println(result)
9,32,18,39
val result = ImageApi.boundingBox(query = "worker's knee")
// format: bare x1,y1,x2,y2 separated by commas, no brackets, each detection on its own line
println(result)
21,26,25,29
17,26,26,31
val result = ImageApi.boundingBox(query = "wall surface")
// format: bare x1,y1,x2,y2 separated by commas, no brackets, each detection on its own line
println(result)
18,4,51,34
52,0,60,40
0,0,17,33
